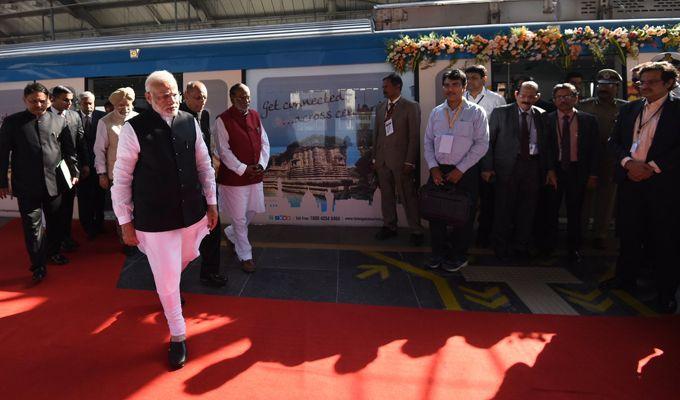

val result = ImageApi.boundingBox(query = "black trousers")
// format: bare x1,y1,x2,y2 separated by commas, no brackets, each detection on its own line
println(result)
544,162,586,252
492,156,541,251
476,177,494,244
615,176,679,301
17,192,64,269
429,164,479,259
60,186,76,239
77,172,105,236
199,212,221,276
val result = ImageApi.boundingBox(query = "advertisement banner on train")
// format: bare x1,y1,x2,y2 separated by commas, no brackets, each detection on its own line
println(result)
247,64,415,226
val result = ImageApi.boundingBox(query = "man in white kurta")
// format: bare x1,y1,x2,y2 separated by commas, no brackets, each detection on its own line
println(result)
111,71,217,370
214,83,270,272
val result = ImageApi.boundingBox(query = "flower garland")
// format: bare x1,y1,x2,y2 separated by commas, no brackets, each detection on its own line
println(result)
386,24,680,73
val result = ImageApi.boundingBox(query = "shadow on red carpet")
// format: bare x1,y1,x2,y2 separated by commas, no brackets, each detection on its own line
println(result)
0,219,678,399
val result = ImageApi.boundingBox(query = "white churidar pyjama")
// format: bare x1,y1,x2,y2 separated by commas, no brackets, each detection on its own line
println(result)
219,183,264,261
136,215,210,337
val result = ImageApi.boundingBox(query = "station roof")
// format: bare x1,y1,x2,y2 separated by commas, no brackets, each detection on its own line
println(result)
0,0,415,44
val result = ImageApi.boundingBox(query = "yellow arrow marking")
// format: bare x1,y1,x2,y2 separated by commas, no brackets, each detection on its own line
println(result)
611,290,658,317
458,286,500,299
566,296,613,313
463,294,509,309
363,251,462,311
356,265,390,280
555,287,603,302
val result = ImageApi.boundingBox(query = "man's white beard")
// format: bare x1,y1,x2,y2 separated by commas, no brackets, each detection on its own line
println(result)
153,103,178,118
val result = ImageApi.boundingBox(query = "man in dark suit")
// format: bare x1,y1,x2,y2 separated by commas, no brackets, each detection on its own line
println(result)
180,81,227,288
482,81,556,260
372,73,423,245
77,91,106,239
603,61,680,314
50,85,89,251
0,83,79,282
541,83,599,264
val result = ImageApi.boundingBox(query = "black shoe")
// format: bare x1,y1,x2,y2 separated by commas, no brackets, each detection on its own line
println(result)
599,277,636,292
200,272,228,288
425,255,444,269
168,341,187,370
409,233,424,246
374,227,397,240
31,266,46,283
48,254,69,265
657,298,678,314
442,256,468,272
567,250,582,265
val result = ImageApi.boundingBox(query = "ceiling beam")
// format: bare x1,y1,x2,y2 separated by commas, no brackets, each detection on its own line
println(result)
186,0,211,24
56,0,102,31
146,5,163,25
0,0,172,20
0,8,371,43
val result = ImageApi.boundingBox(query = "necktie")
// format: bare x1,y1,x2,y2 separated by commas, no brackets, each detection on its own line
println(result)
561,115,571,170
520,111,530,159
385,102,395,121
84,115,91,133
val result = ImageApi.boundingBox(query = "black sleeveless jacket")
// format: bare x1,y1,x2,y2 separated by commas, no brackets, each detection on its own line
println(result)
128,110,206,232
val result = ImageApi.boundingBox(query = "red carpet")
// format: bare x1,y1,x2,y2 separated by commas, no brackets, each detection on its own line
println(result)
0,218,678,399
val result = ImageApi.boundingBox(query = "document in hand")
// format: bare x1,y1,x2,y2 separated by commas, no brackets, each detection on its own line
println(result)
57,159,73,190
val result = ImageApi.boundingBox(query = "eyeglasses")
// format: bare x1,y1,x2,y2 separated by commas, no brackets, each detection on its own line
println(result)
516,93,538,100
554,94,576,101
635,79,664,87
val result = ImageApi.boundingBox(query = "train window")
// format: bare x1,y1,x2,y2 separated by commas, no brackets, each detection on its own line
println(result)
247,64,414,223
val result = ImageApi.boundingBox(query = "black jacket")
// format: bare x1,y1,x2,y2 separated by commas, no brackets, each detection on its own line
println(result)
544,110,600,183
179,102,211,149
127,110,206,232
608,94,680,184
80,109,106,169
0,110,79,198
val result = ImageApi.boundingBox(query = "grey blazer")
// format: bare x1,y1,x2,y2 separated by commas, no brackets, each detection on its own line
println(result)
372,97,421,170
481,103,551,175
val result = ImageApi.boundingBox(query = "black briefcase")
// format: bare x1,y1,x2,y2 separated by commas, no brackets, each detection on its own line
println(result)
418,182,473,227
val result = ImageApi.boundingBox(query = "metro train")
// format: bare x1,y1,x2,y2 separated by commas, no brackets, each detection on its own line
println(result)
0,16,678,224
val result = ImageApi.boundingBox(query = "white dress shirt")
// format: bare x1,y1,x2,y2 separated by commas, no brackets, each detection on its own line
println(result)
465,87,506,117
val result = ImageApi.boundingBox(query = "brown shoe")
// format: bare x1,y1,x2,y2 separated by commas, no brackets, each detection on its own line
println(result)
241,259,256,273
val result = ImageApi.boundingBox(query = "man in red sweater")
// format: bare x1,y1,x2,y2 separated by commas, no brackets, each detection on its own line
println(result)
215,83,270,272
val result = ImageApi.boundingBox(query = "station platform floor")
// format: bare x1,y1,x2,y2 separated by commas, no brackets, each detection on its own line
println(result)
117,223,671,317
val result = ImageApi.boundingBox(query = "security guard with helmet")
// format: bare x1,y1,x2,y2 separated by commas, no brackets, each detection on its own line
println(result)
577,69,628,249
651,52,680,97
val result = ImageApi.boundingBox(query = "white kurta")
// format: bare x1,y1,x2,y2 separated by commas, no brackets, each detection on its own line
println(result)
111,114,216,337
214,114,270,261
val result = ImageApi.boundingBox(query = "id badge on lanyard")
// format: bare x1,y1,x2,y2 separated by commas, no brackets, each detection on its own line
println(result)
385,119,394,136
